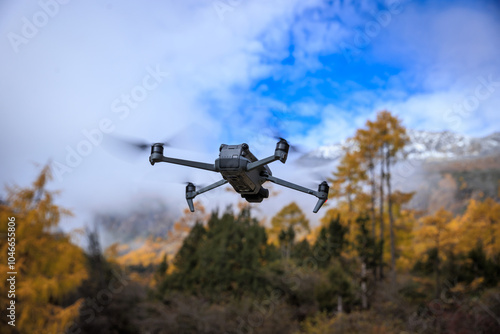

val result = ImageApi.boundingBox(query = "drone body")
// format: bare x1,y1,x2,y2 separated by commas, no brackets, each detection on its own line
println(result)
216,143,272,203
149,138,329,213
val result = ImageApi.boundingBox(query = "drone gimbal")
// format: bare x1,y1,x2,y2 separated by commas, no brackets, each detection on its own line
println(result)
149,138,329,213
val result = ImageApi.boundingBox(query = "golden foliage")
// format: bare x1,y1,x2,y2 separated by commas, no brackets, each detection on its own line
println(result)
269,202,310,244
168,201,208,243
0,165,88,333
114,237,170,267
414,208,454,260
450,198,500,258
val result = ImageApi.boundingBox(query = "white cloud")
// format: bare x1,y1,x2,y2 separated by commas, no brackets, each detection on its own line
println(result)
1,0,498,231
0,0,313,228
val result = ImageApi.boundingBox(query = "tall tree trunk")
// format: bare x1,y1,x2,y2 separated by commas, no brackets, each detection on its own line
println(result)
348,193,353,213
379,144,385,279
386,151,396,282
369,159,376,240
361,261,368,309
435,236,441,299
369,158,377,278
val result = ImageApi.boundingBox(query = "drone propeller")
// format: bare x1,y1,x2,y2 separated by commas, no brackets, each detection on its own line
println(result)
108,135,171,152
299,169,332,188
103,132,193,164
270,133,306,154
179,180,211,189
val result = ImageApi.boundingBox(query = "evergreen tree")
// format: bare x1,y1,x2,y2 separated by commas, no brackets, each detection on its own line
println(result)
167,221,206,292
292,239,312,266
72,227,139,334
354,215,382,309
155,254,168,282
160,207,275,300
355,215,382,273
313,215,347,268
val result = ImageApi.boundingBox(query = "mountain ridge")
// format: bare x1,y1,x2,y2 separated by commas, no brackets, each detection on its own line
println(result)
300,129,500,162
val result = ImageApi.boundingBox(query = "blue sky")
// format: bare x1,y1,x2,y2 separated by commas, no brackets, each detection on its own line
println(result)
1,0,499,230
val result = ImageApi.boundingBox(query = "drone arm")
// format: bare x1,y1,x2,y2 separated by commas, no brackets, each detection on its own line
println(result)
194,179,229,196
266,175,329,213
186,179,228,212
246,139,290,171
246,155,280,171
152,156,217,172
266,175,318,196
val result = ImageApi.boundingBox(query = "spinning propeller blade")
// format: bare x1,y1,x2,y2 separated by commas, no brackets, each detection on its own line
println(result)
270,133,305,154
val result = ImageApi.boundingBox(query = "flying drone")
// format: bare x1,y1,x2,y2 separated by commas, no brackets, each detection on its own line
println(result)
147,138,329,213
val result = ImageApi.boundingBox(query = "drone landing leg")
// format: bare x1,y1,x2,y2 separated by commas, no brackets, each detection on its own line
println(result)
186,179,229,212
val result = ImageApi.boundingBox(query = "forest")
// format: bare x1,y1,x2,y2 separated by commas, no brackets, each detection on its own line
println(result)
1,110,499,333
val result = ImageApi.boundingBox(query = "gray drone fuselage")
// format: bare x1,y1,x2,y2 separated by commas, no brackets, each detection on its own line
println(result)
215,143,271,203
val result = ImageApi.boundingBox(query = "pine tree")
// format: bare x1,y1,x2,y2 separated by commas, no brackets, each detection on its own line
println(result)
313,215,348,268
160,207,274,300
355,215,382,309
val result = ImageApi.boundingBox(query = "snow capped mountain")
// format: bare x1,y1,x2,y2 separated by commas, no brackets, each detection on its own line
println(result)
301,130,500,162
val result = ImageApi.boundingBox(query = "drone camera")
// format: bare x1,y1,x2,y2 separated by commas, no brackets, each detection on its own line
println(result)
275,139,289,163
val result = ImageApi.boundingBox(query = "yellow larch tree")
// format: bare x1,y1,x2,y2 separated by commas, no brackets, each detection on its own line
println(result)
414,208,454,298
269,202,309,258
371,110,409,278
0,165,88,334
354,124,380,238
328,149,367,214
449,198,500,260
388,190,417,271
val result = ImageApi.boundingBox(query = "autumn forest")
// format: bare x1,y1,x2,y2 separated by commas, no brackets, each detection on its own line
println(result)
1,111,500,334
